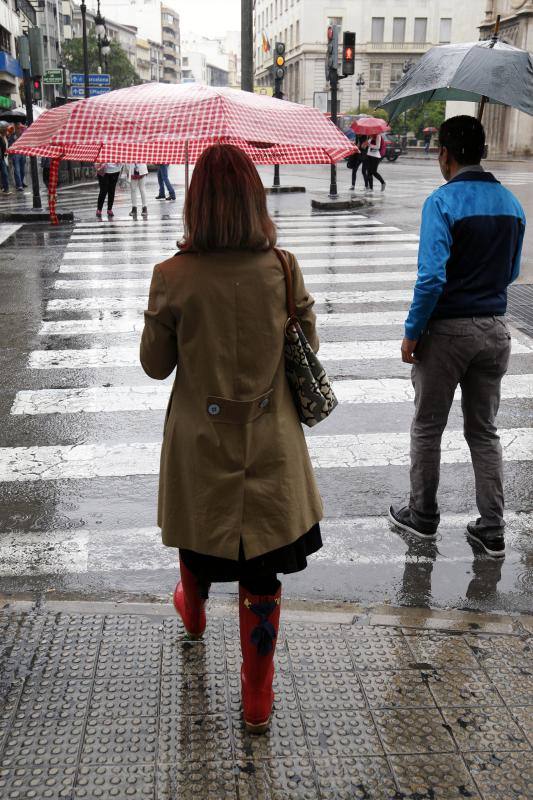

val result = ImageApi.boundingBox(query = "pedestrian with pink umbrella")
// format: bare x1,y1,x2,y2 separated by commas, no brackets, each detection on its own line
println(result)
352,116,390,191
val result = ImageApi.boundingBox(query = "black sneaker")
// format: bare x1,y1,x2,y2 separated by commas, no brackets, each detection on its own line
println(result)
466,520,505,558
155,194,165,199
388,505,438,541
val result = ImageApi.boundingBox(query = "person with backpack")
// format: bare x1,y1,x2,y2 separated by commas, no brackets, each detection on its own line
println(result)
365,134,386,191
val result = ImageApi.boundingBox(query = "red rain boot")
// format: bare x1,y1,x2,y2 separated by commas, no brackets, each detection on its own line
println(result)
239,581,281,734
173,558,208,638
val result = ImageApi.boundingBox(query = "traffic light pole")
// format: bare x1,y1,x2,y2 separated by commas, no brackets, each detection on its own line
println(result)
273,78,282,187
328,67,338,198
22,69,42,210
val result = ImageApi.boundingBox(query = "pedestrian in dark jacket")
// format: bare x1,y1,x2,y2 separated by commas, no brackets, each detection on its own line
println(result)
389,115,525,559
348,136,368,190
140,144,323,735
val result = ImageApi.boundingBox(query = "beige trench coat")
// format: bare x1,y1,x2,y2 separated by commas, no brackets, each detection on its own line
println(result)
140,248,323,560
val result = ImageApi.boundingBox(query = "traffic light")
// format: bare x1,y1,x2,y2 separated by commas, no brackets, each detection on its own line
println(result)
342,31,356,76
32,77,42,102
326,24,340,79
273,41,285,80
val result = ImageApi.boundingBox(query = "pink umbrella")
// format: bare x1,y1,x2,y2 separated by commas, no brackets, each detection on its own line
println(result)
9,83,355,222
351,117,390,136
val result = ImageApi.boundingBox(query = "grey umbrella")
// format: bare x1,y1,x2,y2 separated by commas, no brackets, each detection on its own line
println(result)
379,37,533,120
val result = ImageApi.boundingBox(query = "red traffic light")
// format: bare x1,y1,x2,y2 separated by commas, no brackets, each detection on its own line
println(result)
33,79,41,89
344,47,354,61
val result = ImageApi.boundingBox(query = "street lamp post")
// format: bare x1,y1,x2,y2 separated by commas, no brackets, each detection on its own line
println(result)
102,34,110,75
356,74,365,114
94,0,106,70
80,0,90,98
401,59,413,152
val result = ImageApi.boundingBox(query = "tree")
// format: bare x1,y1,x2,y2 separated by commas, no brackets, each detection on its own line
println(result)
62,34,141,90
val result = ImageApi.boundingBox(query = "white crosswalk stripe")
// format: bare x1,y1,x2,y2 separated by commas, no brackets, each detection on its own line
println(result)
1,428,531,481
11,375,533,415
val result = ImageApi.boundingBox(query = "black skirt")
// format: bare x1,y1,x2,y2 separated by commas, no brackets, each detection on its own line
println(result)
180,523,322,583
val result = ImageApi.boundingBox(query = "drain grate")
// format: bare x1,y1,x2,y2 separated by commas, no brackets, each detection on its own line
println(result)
507,284,533,339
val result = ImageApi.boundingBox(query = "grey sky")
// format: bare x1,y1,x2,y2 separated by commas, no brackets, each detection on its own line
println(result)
169,0,241,38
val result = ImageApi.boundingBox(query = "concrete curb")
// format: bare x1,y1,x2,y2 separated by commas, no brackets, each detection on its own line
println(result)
265,186,306,194
1,597,530,635
0,211,74,223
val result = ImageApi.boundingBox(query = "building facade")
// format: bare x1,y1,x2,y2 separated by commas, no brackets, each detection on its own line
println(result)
180,50,206,83
161,5,180,83
480,0,533,155
70,4,138,70
254,0,485,111
0,0,27,106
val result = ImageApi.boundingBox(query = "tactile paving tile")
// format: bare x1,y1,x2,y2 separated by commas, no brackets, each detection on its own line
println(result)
88,675,160,719
389,753,481,799
313,755,397,799
405,633,481,669
13,678,92,727
160,671,229,716
358,668,436,708
1,714,85,768
466,635,533,669
228,668,298,714
287,638,353,671
344,628,414,670
162,636,226,675
508,706,533,745
236,756,319,800
232,710,308,760
283,622,347,641
427,668,504,708
95,640,161,678
158,713,232,762
79,715,158,765
465,751,533,799
293,669,366,711
484,664,533,707
442,706,531,752
0,765,76,799
302,709,383,757
372,707,456,754
157,760,237,800
73,764,155,798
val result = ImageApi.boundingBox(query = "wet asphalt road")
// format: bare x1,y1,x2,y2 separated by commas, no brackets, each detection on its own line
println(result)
0,157,532,613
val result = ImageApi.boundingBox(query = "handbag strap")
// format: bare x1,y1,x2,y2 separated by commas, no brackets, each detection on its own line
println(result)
274,247,297,322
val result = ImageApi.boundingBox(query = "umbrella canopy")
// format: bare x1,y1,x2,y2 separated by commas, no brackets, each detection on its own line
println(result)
351,117,390,136
422,126,438,133
380,39,533,119
9,82,354,164
0,105,45,123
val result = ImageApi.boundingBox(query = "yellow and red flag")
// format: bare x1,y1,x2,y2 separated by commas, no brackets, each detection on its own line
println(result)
262,32,270,53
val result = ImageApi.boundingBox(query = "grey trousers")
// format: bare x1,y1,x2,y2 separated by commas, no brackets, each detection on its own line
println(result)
409,316,511,531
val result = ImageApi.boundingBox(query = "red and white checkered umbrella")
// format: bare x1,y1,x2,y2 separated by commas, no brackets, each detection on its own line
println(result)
9,82,354,165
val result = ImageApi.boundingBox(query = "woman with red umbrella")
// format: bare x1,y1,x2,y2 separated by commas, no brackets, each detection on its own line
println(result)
352,117,389,191
140,144,324,735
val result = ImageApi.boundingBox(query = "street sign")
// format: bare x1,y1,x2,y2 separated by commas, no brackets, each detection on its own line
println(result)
70,86,111,97
43,69,63,85
71,73,110,86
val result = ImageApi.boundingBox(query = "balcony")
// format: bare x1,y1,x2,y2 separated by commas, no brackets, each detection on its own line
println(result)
367,41,430,52
15,0,37,26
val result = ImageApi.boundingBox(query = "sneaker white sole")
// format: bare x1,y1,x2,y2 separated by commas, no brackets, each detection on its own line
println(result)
466,530,505,558
388,508,438,540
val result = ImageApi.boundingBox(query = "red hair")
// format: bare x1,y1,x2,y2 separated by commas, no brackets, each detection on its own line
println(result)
179,144,277,252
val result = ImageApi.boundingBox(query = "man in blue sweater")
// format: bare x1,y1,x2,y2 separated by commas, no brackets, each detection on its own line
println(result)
389,115,525,558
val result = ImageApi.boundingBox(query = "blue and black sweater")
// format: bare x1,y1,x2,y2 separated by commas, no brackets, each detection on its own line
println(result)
404,170,526,340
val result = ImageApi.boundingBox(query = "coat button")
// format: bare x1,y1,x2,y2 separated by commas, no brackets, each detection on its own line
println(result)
259,397,270,409
208,403,221,416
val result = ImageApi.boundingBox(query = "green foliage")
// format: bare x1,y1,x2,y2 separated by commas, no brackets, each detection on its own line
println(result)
62,33,141,90
344,100,446,139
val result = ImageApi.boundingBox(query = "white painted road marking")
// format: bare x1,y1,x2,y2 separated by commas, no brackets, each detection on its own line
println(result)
38,311,409,335
27,338,533,370
0,428,531,481
0,224,21,246
11,375,533,415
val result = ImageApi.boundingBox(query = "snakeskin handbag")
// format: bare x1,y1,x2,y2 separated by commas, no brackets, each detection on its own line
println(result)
275,247,338,428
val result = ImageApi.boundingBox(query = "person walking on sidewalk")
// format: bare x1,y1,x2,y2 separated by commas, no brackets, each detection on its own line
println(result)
127,162,148,219
0,123,10,194
155,163,176,201
95,163,122,218
140,143,323,735
348,136,368,191
389,115,526,558
364,133,386,191
9,122,26,191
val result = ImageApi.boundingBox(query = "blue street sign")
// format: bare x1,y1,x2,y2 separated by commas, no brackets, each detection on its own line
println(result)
71,73,111,86
70,86,111,97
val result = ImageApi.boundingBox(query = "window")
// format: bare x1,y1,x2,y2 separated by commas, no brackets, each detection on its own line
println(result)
182,56,188,66
414,17,427,44
274,0,277,18
392,17,405,43
295,19,299,45
439,18,452,44
328,16,342,27
289,23,293,48
390,62,403,86
369,62,382,89
371,17,384,43
0,24,10,53
270,3,273,22
368,100,380,109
